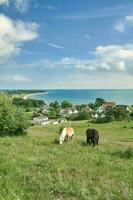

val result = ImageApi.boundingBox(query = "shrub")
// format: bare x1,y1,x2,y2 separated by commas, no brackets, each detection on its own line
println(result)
69,111,91,121
0,93,29,136
13,97,46,108
61,101,73,109
123,148,133,159
113,148,133,159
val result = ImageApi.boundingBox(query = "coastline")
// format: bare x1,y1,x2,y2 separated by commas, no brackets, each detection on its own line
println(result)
21,89,133,105
23,92,48,100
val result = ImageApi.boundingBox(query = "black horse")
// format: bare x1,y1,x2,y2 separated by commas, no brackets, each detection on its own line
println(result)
86,128,99,147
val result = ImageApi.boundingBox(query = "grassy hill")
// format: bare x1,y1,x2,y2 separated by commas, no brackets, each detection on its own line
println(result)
0,121,133,200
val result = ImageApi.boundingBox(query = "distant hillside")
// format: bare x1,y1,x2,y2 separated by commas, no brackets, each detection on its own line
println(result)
1,90,47,95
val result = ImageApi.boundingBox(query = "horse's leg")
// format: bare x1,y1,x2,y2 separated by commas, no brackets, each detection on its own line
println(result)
87,136,89,144
87,137,91,145
71,135,73,143
92,140,96,147
67,136,70,143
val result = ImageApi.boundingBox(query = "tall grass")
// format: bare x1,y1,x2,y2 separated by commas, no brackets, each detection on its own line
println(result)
0,121,133,199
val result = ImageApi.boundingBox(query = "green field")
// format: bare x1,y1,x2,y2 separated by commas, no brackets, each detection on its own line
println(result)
0,121,133,200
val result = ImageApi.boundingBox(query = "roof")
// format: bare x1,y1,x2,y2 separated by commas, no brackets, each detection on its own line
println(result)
33,116,48,120
116,105,129,107
102,102,116,108
81,107,91,112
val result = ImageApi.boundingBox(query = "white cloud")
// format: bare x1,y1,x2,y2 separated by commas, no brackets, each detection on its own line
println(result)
47,43,66,49
116,61,126,71
7,43,133,88
87,44,133,73
115,15,133,32
0,0,9,5
114,21,125,32
126,15,133,23
0,0,29,12
27,44,133,76
14,0,29,13
42,38,66,50
0,14,39,64
0,75,32,82
84,34,91,40
100,62,111,70
55,72,133,89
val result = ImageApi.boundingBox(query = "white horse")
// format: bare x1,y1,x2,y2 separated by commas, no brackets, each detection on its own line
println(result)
59,127,74,144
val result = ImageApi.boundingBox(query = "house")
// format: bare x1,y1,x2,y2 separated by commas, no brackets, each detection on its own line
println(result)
97,106,104,113
102,102,116,109
51,120,59,125
92,113,99,119
81,106,92,113
32,116,50,125
60,109,72,117
116,105,130,111
41,107,49,114
60,107,78,117
71,107,79,114
58,118,67,123
75,105,81,111
97,102,116,113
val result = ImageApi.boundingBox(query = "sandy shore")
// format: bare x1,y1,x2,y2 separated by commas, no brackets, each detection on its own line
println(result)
23,92,48,100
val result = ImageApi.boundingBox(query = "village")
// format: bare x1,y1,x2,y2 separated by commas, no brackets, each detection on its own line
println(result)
31,99,132,126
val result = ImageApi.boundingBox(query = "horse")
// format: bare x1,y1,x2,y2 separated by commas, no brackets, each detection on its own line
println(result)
86,128,99,147
59,127,74,144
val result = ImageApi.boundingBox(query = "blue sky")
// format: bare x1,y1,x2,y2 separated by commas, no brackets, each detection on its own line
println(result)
0,0,133,89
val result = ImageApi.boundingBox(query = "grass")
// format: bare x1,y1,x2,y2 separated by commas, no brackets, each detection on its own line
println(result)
0,121,133,200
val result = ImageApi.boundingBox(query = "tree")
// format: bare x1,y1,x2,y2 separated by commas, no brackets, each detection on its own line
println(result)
0,93,29,136
112,107,129,121
95,98,106,108
13,98,46,108
61,101,73,109
48,101,61,119
49,101,60,110
69,111,91,121
94,107,130,124
88,103,96,110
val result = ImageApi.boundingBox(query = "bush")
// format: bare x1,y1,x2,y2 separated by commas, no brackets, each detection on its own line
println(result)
123,148,133,159
0,93,29,136
95,98,106,108
61,101,73,109
95,107,130,124
114,148,133,159
95,115,115,123
69,111,91,121
13,98,46,108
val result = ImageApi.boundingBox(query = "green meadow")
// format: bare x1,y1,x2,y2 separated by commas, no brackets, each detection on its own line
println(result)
0,121,133,200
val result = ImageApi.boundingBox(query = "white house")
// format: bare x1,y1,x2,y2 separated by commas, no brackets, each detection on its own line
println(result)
97,102,116,113
116,105,130,111
32,116,50,125
81,106,92,113
58,118,67,123
51,120,59,125
60,108,79,117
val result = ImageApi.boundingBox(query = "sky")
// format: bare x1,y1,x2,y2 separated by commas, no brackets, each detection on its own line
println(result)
0,0,133,89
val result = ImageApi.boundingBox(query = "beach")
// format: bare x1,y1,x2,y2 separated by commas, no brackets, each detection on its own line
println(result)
23,92,48,100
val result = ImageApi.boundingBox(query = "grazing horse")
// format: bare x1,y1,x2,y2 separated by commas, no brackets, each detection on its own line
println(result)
59,127,74,144
86,128,99,147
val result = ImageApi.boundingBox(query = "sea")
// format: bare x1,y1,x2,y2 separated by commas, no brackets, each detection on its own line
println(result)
27,89,133,105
